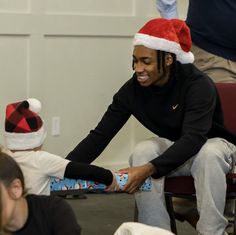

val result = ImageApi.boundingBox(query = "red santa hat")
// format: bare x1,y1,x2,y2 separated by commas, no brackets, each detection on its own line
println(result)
4,98,47,150
133,18,194,64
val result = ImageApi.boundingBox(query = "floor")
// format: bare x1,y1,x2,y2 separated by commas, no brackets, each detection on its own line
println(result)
66,192,197,235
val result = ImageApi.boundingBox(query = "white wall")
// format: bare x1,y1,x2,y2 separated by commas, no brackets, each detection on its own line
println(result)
0,0,188,170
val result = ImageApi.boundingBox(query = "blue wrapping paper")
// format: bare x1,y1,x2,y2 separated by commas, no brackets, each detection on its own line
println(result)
50,173,152,192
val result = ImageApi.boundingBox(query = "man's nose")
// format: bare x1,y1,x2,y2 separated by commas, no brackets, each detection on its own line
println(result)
134,62,144,73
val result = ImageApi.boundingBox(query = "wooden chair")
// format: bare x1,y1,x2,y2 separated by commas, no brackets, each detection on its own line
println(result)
164,83,236,234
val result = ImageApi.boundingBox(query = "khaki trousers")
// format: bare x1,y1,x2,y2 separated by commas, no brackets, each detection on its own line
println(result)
191,43,236,83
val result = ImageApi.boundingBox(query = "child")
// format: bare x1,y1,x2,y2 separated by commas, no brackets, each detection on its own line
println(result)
0,149,81,235
4,98,118,195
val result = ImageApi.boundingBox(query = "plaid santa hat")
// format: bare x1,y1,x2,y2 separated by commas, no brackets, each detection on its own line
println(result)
4,98,46,150
133,18,194,64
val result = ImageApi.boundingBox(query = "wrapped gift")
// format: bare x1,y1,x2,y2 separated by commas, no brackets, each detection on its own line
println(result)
50,173,152,192
114,173,152,191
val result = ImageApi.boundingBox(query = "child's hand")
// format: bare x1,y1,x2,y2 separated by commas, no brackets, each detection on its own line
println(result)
104,172,120,192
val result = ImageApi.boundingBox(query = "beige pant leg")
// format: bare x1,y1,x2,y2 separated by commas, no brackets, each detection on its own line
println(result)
191,43,236,83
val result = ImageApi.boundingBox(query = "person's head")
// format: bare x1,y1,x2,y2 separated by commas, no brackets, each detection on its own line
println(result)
4,98,46,151
0,149,26,232
132,18,194,87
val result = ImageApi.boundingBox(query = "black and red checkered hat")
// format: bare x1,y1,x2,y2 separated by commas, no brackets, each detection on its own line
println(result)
4,98,46,150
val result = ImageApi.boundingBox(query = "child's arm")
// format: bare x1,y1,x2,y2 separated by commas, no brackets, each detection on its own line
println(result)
64,161,113,186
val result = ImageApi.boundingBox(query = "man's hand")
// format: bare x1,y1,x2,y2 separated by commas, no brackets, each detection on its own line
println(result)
119,163,156,194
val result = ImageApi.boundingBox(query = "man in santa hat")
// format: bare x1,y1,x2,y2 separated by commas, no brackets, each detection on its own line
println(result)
67,18,236,235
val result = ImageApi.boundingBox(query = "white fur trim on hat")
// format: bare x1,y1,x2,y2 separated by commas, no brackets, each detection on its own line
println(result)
27,98,42,113
4,126,47,150
133,33,194,64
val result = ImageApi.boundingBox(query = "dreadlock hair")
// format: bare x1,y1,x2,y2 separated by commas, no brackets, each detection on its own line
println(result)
156,50,176,74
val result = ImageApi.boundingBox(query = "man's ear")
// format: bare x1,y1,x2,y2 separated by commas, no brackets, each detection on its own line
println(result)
165,53,174,66
8,179,23,200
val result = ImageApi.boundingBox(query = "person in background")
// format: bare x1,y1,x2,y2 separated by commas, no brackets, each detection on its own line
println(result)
3,98,118,195
66,18,236,235
156,0,236,83
0,149,81,235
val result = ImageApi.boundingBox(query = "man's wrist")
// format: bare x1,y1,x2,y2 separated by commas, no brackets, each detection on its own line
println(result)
145,163,156,176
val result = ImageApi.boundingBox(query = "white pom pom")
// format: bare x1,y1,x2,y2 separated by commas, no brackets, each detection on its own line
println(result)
27,98,42,113
177,51,195,64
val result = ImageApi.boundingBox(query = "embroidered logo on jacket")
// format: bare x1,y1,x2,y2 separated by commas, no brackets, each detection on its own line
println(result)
172,104,179,110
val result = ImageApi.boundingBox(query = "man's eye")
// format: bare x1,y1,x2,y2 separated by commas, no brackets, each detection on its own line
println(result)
143,60,151,65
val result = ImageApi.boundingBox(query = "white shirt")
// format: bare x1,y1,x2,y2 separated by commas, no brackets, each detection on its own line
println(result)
10,150,70,195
